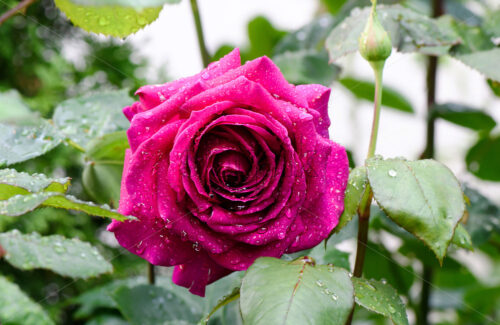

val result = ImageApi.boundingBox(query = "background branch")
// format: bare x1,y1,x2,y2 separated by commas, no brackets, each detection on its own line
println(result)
0,0,37,26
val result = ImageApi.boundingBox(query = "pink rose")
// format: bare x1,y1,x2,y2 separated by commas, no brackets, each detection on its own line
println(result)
108,49,349,296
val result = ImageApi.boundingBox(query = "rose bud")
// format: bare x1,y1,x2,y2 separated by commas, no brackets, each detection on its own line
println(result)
358,4,392,63
108,49,349,296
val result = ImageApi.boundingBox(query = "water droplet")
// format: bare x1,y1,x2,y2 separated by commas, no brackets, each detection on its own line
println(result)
316,280,325,287
388,169,397,177
388,304,396,313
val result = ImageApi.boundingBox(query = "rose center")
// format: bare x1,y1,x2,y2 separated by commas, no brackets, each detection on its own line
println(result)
214,151,250,188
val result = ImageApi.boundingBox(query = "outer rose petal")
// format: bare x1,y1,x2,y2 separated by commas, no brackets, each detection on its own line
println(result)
108,218,196,266
135,49,241,111
296,84,331,138
172,252,232,296
287,142,349,252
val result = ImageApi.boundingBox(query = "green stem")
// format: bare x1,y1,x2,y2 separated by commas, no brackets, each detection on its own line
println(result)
189,0,211,67
148,263,156,285
366,60,385,159
346,59,386,325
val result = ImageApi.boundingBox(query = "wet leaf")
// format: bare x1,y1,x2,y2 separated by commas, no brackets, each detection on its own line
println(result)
240,257,354,325
462,186,500,246
451,224,473,251
0,275,54,325
0,119,63,167
0,168,70,199
366,158,465,262
326,5,460,61
0,90,32,121
0,230,112,278
54,0,180,38
53,90,132,148
112,285,199,325
352,277,409,325
333,166,368,236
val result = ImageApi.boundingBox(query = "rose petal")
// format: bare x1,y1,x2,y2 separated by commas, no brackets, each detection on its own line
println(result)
296,84,331,138
135,49,241,111
107,218,195,267
287,141,349,252
172,252,232,296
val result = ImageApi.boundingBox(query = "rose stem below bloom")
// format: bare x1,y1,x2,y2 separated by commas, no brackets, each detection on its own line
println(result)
189,0,211,67
148,263,156,285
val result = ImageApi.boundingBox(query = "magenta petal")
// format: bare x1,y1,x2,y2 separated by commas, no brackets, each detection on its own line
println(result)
107,218,195,266
125,120,183,218
135,49,241,111
172,253,232,297
117,149,133,216
296,84,331,138
288,142,349,252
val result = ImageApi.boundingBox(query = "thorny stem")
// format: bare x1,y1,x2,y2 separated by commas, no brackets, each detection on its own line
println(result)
189,0,211,67
0,0,37,25
418,0,444,324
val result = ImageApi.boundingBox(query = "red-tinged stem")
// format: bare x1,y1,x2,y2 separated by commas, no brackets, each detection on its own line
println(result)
0,0,37,25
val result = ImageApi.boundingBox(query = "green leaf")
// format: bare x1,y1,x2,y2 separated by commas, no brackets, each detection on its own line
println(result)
321,0,349,15
83,131,128,206
309,245,351,270
0,275,54,325
454,49,500,82
352,277,409,325
274,16,336,55
200,287,240,325
466,135,500,181
366,158,465,262
451,224,473,251
53,0,179,38
487,79,500,97
0,230,112,278
0,168,69,199
339,77,414,113
432,103,496,131
240,257,354,325
0,189,128,220
0,90,32,121
53,90,132,148
326,5,460,61
364,242,415,295
462,186,500,246
0,118,63,167
0,168,129,220
112,284,199,325
274,50,340,86
334,166,368,236
246,16,287,60
441,16,500,82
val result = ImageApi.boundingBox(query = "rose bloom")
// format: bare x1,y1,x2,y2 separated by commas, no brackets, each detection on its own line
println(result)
108,49,349,296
